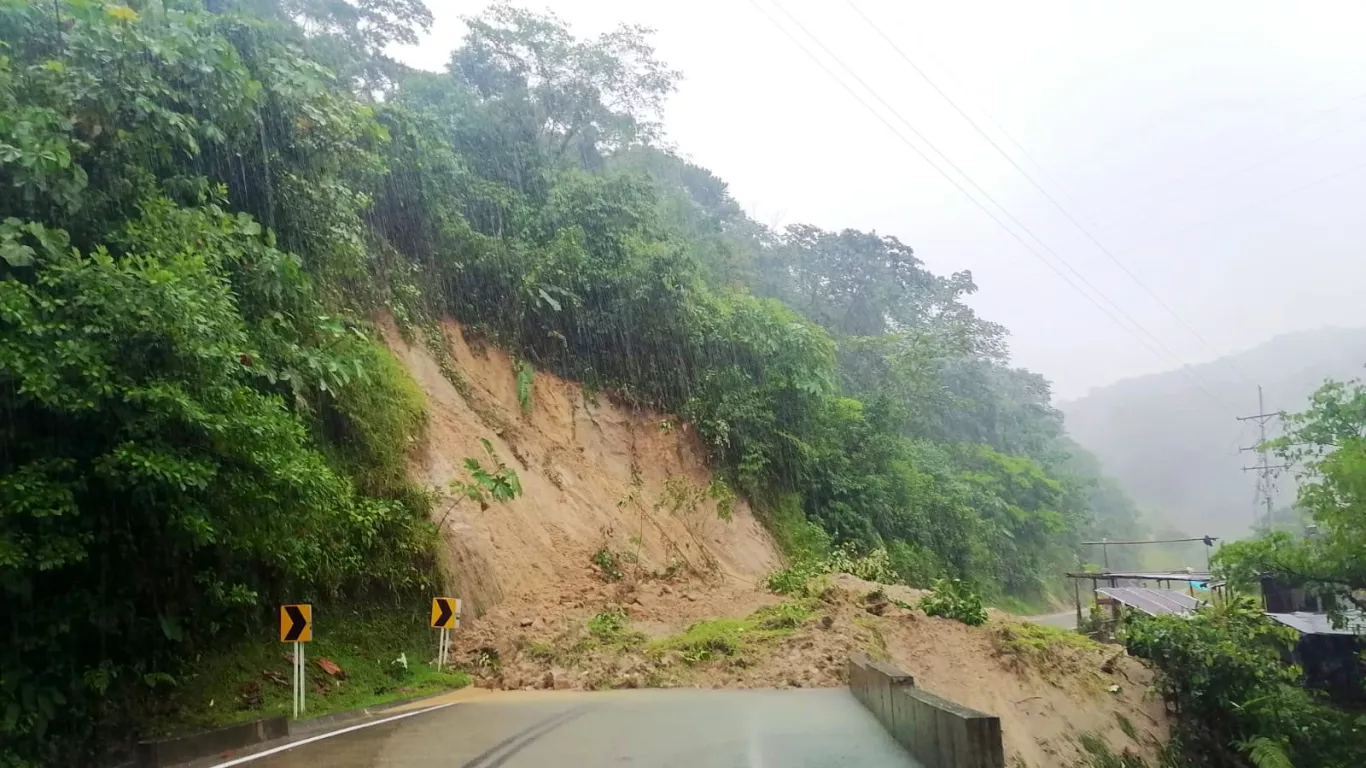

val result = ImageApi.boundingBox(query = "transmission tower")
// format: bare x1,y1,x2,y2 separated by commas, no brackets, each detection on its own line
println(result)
1238,385,1287,531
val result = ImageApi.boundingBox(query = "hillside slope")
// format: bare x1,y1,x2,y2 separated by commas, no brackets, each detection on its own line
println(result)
381,317,783,613
1062,326,1366,537
387,318,1170,768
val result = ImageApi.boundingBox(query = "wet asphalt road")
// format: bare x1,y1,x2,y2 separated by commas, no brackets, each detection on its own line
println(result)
1029,610,1078,630
230,688,918,767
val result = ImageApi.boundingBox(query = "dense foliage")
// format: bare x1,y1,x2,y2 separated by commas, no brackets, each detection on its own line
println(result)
0,1,1148,762
918,578,988,626
1127,599,1366,768
1134,379,1366,768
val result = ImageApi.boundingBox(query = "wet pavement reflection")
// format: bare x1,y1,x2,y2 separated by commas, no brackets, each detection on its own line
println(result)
232,688,919,768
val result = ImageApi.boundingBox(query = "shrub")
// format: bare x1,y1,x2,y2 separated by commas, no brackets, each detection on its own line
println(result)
763,559,827,596
827,544,896,583
590,547,624,582
585,610,641,646
1126,597,1366,768
649,600,814,664
919,579,988,626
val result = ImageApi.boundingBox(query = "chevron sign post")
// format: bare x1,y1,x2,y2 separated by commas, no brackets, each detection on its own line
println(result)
430,597,461,671
279,604,312,718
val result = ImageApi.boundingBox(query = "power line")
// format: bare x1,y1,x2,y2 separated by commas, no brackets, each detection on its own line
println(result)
1100,87,1366,222
1121,153,1366,251
846,1,1254,387
1097,108,1366,232
752,0,1224,402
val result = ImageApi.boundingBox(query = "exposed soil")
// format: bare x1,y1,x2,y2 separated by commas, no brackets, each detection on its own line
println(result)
380,316,782,614
384,317,1172,768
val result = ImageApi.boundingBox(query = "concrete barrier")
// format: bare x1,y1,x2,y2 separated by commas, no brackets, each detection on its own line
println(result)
847,653,1003,768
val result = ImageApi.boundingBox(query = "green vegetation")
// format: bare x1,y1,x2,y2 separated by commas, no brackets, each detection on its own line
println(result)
1218,379,1366,610
1126,597,1366,768
514,359,535,416
585,610,645,648
142,605,470,738
1125,378,1366,767
992,621,1100,668
649,601,816,664
762,544,898,596
590,547,626,582
448,438,523,510
0,1,1150,762
1077,732,1149,768
919,579,989,626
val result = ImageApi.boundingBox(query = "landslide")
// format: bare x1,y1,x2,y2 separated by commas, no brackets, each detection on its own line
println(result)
381,316,783,614
385,318,1171,768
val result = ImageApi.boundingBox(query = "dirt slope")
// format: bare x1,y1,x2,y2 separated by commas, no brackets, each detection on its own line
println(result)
381,317,782,613
384,318,1171,768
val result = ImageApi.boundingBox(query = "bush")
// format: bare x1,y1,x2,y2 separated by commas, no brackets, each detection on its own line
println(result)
590,547,625,582
1125,597,1366,768
827,545,897,583
918,579,988,626
764,559,827,596
649,601,814,664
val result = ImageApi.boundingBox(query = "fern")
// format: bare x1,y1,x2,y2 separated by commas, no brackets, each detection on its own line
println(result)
1238,737,1294,768
515,359,534,415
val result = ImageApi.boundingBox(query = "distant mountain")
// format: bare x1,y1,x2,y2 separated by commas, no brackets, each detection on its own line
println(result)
1060,327,1366,540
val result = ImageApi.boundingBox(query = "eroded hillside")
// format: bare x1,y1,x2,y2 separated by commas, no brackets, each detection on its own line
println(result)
381,317,783,613
386,319,1171,768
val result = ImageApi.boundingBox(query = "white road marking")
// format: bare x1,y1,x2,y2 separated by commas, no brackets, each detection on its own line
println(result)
209,701,460,767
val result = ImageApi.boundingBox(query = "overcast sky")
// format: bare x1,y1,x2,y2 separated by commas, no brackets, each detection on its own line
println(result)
391,1,1366,401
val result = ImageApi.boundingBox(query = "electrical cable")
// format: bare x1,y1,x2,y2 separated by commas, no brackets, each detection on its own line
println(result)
752,0,1225,402
846,1,1256,386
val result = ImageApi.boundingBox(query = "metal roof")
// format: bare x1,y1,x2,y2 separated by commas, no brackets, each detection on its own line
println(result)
1067,571,1215,583
1265,611,1366,636
1096,587,1202,616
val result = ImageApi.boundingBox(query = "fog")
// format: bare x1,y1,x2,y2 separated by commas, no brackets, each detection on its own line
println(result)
394,0,1366,400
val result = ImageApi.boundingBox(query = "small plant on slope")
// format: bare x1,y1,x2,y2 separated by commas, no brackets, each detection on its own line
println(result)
919,578,988,626
514,359,534,415
590,547,624,582
449,438,522,510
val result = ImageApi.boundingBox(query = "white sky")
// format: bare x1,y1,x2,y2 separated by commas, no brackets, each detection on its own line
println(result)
393,1,1366,400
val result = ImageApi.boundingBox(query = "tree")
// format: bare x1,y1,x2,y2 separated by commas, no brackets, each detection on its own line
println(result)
1219,380,1366,613
452,4,679,165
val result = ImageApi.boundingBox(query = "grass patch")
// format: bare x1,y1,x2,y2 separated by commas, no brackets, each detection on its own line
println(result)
1078,731,1150,768
586,609,645,646
854,616,890,661
140,603,471,738
1115,712,1138,741
992,621,1102,669
648,600,815,664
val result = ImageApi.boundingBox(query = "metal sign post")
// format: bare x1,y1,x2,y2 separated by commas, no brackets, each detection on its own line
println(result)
431,597,460,671
280,604,312,719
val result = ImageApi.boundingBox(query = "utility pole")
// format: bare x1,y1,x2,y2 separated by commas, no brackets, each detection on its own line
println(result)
1238,385,1287,531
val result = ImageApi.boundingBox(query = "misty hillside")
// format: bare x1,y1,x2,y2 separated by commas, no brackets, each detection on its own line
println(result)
1060,326,1366,539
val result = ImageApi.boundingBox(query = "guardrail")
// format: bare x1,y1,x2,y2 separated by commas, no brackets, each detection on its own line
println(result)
848,653,1004,768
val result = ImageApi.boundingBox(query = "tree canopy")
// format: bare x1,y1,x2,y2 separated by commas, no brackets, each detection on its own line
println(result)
0,2,1148,762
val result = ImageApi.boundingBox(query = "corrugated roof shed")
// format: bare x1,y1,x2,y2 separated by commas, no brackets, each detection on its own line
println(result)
1266,611,1366,636
1096,587,1201,616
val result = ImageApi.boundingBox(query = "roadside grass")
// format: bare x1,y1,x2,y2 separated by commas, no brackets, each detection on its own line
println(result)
140,603,471,738
647,600,816,664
